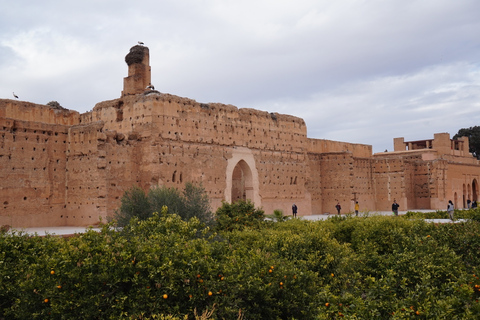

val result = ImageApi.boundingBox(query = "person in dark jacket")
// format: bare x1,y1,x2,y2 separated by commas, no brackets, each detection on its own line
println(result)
335,202,341,215
392,200,400,216
292,203,298,218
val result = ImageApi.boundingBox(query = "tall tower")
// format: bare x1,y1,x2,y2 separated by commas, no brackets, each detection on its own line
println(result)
122,45,151,96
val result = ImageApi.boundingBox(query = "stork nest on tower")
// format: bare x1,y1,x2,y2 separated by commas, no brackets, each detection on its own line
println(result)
125,45,146,66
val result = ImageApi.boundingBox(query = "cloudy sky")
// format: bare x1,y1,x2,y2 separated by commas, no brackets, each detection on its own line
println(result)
1,0,479,153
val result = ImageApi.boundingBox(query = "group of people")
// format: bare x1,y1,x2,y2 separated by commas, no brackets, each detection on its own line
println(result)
291,199,461,221
466,199,478,209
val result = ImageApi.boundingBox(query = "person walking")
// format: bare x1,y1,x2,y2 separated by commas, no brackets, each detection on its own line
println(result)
447,200,454,221
355,201,359,217
392,200,400,216
335,202,341,215
292,203,298,218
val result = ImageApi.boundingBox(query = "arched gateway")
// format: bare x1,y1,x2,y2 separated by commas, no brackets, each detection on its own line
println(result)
225,148,260,206
231,160,253,202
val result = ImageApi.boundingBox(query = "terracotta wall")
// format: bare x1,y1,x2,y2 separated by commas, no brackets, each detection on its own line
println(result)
0,117,69,227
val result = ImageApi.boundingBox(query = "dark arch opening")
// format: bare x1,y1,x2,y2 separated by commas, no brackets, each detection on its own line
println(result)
231,160,253,203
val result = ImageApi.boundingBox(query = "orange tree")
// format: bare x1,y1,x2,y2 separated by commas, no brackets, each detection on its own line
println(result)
321,215,480,318
2,207,480,319
214,200,265,232
1,208,319,319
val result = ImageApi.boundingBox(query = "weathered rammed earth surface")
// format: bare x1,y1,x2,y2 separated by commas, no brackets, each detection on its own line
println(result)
1,45,480,227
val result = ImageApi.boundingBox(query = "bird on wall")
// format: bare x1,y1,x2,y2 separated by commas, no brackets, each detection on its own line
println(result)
138,41,144,45
13,92,18,99
146,85,155,90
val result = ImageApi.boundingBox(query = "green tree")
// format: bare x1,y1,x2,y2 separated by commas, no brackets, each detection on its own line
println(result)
182,182,213,224
114,186,151,226
113,182,212,226
453,126,480,159
215,200,265,231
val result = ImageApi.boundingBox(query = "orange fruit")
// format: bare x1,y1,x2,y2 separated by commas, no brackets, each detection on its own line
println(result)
163,294,168,299
325,302,330,307
44,298,49,303
50,270,55,275
279,282,283,286
208,291,213,296
268,269,273,273
221,277,224,281
57,285,62,289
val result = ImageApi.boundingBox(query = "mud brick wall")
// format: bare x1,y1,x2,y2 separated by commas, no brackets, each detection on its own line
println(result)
0,118,70,227
372,157,407,211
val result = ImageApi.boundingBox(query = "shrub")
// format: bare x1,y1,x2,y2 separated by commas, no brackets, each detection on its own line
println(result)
265,209,290,222
113,183,213,227
2,212,480,319
214,200,265,231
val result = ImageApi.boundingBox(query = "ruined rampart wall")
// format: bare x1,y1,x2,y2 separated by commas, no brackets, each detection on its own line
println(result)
318,152,355,214
444,162,480,209
312,153,375,214
351,157,376,212
75,93,311,218
305,153,322,214
0,116,70,227
0,99,79,125
372,157,407,211
308,138,372,158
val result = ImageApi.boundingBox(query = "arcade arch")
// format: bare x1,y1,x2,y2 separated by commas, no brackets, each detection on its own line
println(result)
472,179,478,202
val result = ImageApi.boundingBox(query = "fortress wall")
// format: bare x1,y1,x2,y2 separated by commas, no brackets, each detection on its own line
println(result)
319,152,355,214
308,138,372,158
443,162,480,209
64,121,151,225
351,158,376,212
151,140,230,211
255,149,310,216
305,153,323,214
372,158,407,211
85,94,307,153
407,159,435,209
0,118,69,227
0,99,80,126
421,159,448,209
65,123,110,226
74,94,312,217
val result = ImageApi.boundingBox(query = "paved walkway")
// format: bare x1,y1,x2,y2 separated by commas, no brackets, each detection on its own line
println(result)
302,210,463,224
9,210,465,236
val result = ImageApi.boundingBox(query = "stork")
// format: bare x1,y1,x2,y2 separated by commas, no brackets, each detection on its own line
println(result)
138,41,144,46
13,92,18,99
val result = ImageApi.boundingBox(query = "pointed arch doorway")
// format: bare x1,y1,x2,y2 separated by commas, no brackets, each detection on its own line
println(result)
224,147,260,206
231,160,253,202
